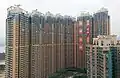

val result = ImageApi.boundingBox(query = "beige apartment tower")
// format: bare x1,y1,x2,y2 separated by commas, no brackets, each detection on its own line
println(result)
6,5,30,78
6,5,79,78
86,35,120,78
29,12,74,78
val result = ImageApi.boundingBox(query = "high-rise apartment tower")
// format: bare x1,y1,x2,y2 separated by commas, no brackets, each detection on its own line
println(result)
93,8,110,38
6,5,30,78
74,12,93,68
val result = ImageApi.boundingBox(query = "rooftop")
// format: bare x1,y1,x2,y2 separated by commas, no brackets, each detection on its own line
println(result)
97,7,108,13
7,5,28,14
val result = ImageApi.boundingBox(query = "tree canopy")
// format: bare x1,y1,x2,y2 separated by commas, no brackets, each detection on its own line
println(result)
48,67,87,78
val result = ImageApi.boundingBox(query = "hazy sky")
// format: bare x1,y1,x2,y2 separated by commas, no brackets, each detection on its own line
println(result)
0,0,120,43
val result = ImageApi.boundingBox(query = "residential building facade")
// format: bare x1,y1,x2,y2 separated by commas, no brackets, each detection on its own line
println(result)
74,12,93,68
6,5,75,78
93,8,110,38
6,5,113,78
6,5,30,78
86,35,120,78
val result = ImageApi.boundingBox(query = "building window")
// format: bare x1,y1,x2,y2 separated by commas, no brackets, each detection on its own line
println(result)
101,41,103,46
